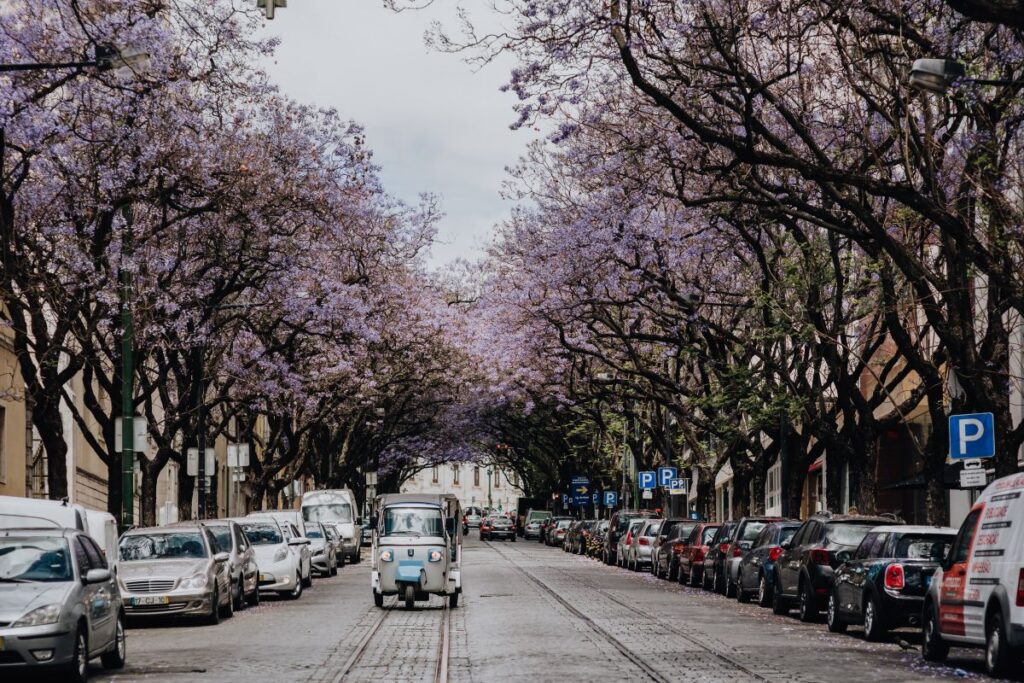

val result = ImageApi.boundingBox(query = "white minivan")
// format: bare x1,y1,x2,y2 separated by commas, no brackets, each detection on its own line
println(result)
922,472,1024,677
301,489,360,564
0,496,120,570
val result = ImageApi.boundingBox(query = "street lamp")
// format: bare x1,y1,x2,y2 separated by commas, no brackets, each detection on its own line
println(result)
909,58,1016,94
256,0,287,19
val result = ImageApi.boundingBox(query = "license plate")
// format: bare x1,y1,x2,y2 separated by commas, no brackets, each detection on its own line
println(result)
129,596,169,606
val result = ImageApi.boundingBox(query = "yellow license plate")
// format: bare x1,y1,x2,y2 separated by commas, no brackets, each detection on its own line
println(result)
130,596,169,606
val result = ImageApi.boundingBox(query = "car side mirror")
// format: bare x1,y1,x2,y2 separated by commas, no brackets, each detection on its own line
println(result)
835,550,852,564
214,552,230,563
84,568,111,584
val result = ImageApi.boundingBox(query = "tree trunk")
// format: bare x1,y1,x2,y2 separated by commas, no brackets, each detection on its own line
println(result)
139,465,159,527
34,403,69,500
178,464,195,521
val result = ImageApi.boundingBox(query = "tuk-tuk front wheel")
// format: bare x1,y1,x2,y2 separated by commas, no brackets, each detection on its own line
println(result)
404,584,416,609
373,590,384,608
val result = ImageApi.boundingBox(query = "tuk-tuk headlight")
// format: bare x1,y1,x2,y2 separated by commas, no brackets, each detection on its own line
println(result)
428,550,443,562
380,549,394,562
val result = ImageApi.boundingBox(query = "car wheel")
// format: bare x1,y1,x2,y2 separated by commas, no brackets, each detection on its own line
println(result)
863,594,886,641
101,613,127,669
352,551,362,564
288,572,303,600
798,580,818,622
725,575,736,598
330,560,338,577
690,568,702,588
234,577,246,611
220,583,235,619
715,569,726,595
985,611,1018,677
65,623,89,683
511,536,516,543
772,577,789,615
404,584,415,610
827,591,847,633
373,589,384,608
737,579,750,603
922,603,949,662
302,568,313,588
757,574,772,608
206,586,221,625
668,563,678,582
250,584,260,607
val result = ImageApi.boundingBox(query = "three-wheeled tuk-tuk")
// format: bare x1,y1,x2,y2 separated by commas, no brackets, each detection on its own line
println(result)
371,493,463,609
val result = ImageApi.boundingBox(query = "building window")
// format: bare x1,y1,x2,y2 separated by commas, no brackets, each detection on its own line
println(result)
512,471,519,488
474,466,480,487
765,462,781,514
432,466,438,483
453,465,460,485
494,470,500,489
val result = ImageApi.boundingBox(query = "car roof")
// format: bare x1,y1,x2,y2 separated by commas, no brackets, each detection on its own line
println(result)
0,527,77,538
870,525,956,534
821,515,895,525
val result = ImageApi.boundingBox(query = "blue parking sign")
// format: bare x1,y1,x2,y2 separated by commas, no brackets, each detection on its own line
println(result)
604,491,618,507
949,413,995,460
658,467,677,488
638,471,656,490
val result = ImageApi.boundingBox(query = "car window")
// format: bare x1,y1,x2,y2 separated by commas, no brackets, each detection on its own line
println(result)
0,536,73,582
81,535,107,569
951,509,982,564
120,532,209,560
853,533,876,561
234,525,249,551
740,522,767,542
701,526,719,544
867,532,889,558
241,522,284,545
790,522,810,547
646,521,662,536
209,526,233,553
74,537,94,573
895,534,953,560
753,526,771,547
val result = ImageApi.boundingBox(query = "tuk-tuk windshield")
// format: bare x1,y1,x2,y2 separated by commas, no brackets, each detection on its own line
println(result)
382,507,444,537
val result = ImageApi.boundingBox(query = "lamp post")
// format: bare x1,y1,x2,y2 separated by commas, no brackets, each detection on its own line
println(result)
256,0,287,19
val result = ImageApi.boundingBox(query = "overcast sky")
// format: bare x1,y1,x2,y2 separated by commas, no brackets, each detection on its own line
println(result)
258,1,528,267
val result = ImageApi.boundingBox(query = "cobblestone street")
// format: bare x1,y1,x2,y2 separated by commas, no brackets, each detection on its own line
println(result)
94,536,1005,683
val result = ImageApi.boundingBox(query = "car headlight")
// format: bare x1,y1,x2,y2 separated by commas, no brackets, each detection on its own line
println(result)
428,550,443,562
13,603,62,628
273,547,289,562
380,549,394,562
179,574,208,590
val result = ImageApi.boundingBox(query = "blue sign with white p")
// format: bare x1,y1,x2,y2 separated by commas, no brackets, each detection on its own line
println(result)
949,412,995,460
604,491,618,507
638,471,656,490
658,467,677,488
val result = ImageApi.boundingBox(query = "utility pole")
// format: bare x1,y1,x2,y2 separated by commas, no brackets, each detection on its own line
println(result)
120,206,134,531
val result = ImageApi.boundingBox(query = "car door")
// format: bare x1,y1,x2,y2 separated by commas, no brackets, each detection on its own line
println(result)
939,507,983,639
72,536,107,652
82,536,117,647
234,523,257,590
840,532,876,618
780,522,809,595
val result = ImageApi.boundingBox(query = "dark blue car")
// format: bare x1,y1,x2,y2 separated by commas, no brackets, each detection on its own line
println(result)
736,520,801,606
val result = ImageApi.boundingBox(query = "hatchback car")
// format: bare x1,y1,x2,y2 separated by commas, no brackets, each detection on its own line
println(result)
485,516,516,541
547,518,574,546
617,519,647,567
773,513,895,621
625,519,662,571
736,520,801,606
247,514,314,588
323,524,346,568
652,519,697,580
0,528,126,682
922,472,1024,677
236,517,310,599
828,525,955,640
464,506,484,529
304,521,338,577
118,524,233,624
703,521,738,593
722,517,785,598
679,523,721,586
605,510,645,565
202,519,260,609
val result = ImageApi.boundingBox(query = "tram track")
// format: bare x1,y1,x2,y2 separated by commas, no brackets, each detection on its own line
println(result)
488,539,782,683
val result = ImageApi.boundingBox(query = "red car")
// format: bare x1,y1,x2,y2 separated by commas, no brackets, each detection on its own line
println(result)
677,523,721,587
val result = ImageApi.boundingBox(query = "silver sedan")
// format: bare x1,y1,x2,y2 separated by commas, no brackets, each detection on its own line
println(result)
118,525,233,625
0,528,126,682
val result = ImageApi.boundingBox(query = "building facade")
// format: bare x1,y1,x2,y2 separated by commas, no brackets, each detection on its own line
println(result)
400,460,525,514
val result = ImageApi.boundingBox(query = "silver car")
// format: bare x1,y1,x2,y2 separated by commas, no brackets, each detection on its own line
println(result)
0,528,126,682
203,520,260,609
617,519,646,567
304,522,337,577
237,518,309,599
323,524,345,568
624,518,661,571
118,524,233,624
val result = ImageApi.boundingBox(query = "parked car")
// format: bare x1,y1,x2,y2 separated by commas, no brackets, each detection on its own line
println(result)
237,517,310,600
604,510,646,565
921,473,1024,677
0,496,119,569
722,517,785,597
202,519,260,609
246,513,314,588
301,489,360,564
563,520,583,552
0,528,126,682
625,518,662,571
827,525,956,640
736,520,801,606
678,523,722,586
464,506,485,529
118,524,233,624
323,524,346,568
703,521,738,593
773,513,896,622
617,519,647,567
523,509,551,539
488,515,516,541
589,520,610,558
547,517,574,546
652,519,698,580
572,520,597,554
303,521,338,577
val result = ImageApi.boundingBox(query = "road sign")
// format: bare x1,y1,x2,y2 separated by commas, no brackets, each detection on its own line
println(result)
638,471,656,490
642,489,653,500
959,458,988,488
227,443,250,468
658,467,677,488
115,417,148,456
186,448,215,477
669,478,689,495
604,491,618,507
562,494,570,506
592,492,599,504
571,475,591,506
949,412,995,460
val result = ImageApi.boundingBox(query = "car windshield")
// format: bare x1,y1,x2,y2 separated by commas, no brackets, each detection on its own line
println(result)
303,503,353,524
645,522,662,536
383,507,444,537
241,523,283,546
557,520,572,529
305,528,324,539
825,523,875,548
120,532,207,561
895,534,953,560
740,522,767,541
778,526,799,544
207,527,233,552
492,518,510,526
701,527,719,544
617,516,640,532
0,536,72,582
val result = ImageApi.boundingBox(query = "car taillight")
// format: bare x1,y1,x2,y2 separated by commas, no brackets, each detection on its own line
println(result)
719,542,729,554
885,564,905,591
767,546,783,562
1016,568,1024,607
693,547,705,562
639,537,649,546
809,548,830,565
624,533,633,545
672,542,685,554
732,545,743,557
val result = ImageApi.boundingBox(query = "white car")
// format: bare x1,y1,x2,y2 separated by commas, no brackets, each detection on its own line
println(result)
237,518,312,599
922,472,1024,677
464,506,484,528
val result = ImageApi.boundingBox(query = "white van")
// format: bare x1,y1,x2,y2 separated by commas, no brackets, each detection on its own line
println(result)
0,496,120,569
301,489,360,564
922,472,1024,676
85,509,120,570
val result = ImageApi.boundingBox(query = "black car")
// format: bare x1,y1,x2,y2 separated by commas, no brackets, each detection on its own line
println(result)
486,515,517,542
827,525,955,640
651,519,697,581
603,511,645,565
736,521,801,606
702,521,738,593
773,513,896,622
